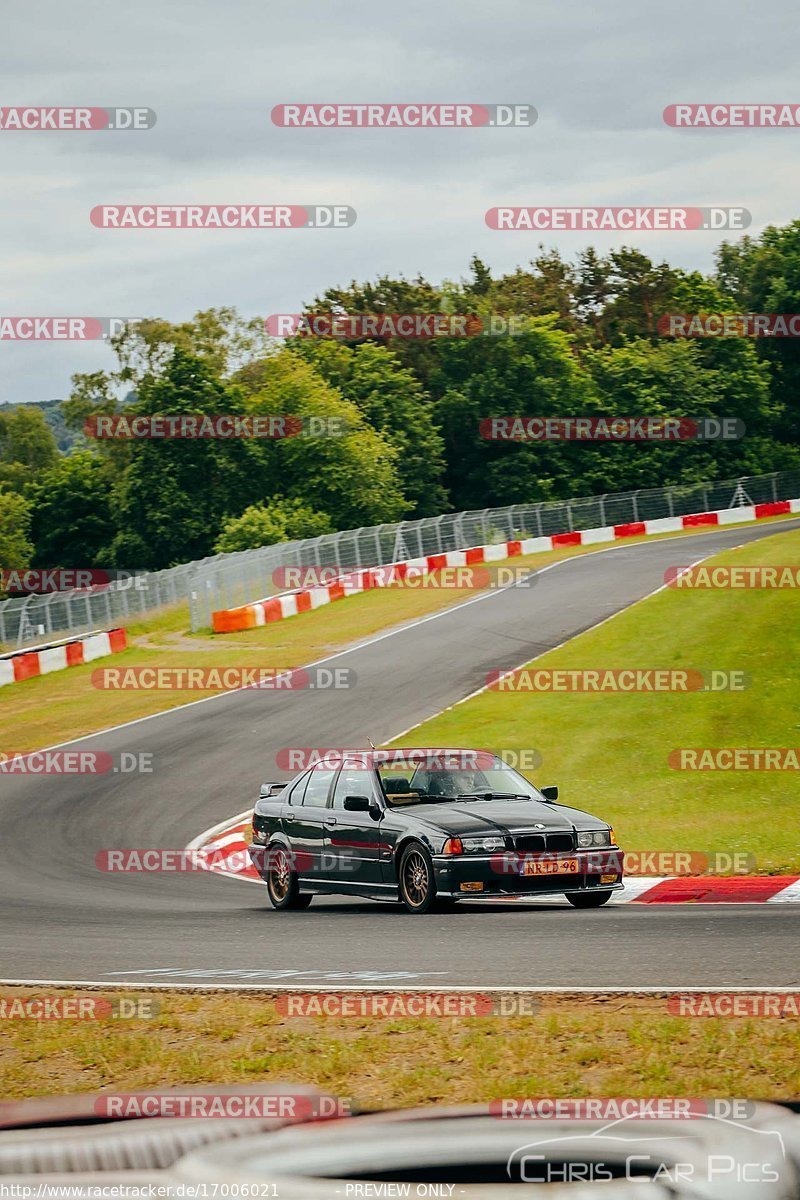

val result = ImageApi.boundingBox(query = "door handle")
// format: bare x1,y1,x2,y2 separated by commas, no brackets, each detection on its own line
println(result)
324,817,337,829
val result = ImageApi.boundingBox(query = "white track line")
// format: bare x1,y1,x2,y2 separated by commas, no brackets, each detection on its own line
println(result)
0,980,797,994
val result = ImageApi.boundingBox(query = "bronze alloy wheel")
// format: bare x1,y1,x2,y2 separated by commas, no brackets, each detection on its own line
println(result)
399,844,436,913
268,848,291,903
265,844,313,910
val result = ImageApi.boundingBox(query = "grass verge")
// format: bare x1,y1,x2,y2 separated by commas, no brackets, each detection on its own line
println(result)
0,988,797,1104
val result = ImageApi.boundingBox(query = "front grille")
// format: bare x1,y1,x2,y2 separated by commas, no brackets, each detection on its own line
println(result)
514,831,574,853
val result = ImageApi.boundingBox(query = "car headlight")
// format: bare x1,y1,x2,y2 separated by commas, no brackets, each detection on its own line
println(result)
577,830,611,848
461,836,506,853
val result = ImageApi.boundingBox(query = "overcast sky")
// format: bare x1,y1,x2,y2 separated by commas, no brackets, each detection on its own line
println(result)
2,0,798,403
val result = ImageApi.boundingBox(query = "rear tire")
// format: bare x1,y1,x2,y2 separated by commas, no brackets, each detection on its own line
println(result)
566,890,613,908
266,845,313,911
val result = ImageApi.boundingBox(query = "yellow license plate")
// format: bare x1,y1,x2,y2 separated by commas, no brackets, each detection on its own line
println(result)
523,857,579,876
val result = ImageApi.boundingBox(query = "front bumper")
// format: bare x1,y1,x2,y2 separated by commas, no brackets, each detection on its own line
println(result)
432,848,624,898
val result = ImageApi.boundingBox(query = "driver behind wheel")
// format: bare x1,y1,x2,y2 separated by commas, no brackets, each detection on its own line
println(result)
425,769,482,796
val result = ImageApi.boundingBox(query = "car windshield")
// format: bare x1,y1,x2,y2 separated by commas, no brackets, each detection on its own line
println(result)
375,751,539,806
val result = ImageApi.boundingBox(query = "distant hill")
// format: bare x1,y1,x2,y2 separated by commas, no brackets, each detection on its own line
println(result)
0,393,136,454
0,398,75,452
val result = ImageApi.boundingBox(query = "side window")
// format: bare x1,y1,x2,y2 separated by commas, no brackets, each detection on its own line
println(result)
287,771,310,805
301,768,337,807
332,769,375,809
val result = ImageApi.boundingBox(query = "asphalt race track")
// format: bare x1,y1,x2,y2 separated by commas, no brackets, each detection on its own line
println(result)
1,522,799,990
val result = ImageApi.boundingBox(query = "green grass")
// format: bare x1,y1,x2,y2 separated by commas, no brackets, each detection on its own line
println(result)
389,526,800,873
0,989,797,1104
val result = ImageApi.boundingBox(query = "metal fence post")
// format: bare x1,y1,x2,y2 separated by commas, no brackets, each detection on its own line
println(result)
434,514,445,554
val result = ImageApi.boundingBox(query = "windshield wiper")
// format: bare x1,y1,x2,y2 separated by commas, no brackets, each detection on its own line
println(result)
454,792,531,802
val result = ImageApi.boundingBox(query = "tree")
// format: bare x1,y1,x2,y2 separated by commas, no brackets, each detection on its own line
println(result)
113,308,275,386
715,221,800,446
235,351,406,528
574,247,613,341
583,336,797,490
0,492,33,574
293,339,448,516
109,350,268,569
0,405,59,492
29,453,117,568
599,248,680,342
431,317,598,510
214,499,333,554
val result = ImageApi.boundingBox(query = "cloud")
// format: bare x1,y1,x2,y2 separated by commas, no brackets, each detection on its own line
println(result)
1,0,797,400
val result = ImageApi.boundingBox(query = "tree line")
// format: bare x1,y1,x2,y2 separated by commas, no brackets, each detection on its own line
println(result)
2,222,800,577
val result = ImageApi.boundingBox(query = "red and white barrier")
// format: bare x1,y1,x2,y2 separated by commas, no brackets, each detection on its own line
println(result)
212,499,800,633
0,628,127,688
192,816,800,902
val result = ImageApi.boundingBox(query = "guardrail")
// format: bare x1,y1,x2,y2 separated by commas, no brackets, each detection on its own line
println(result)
0,468,797,645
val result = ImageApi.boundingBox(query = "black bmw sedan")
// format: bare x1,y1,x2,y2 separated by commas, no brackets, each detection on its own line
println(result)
248,749,623,914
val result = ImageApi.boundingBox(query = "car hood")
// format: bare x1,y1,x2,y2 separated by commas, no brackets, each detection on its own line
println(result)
404,799,605,837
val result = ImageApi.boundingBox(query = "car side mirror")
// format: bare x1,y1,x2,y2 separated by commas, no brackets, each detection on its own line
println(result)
344,795,371,812
540,785,559,802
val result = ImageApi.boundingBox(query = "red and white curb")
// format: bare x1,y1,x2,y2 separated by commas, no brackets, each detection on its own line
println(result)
0,628,127,688
212,499,800,633
190,816,800,902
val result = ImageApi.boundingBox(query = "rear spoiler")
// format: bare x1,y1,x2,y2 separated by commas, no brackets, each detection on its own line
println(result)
259,780,292,799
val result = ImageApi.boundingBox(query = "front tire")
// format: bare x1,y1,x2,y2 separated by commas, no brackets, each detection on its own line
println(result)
398,843,438,914
266,845,313,911
566,890,613,908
